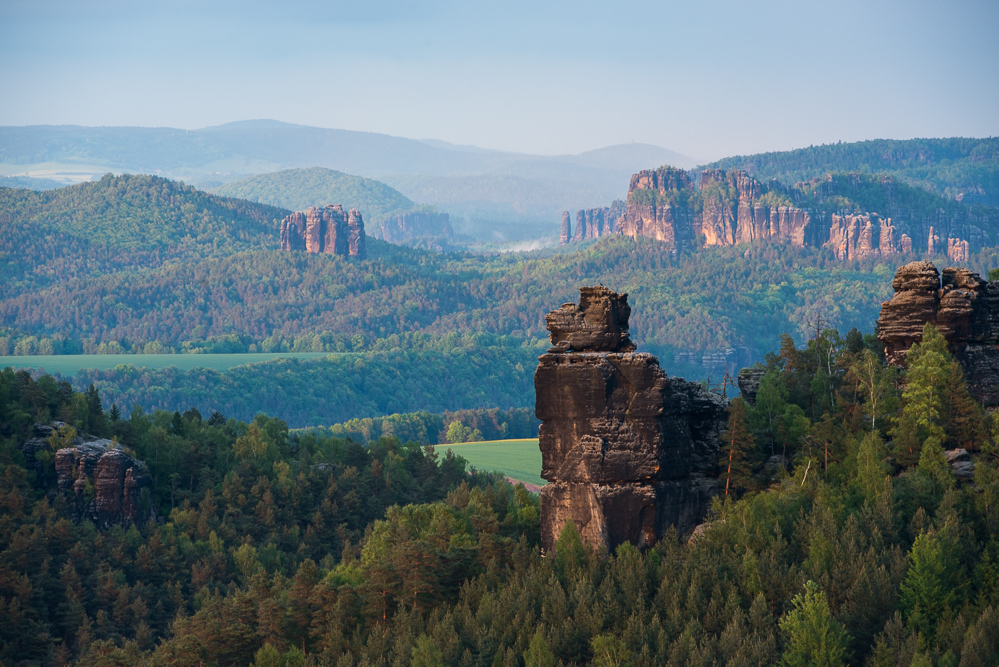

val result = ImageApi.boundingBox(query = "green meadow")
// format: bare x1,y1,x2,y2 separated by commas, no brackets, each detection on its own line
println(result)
437,438,544,488
0,352,334,374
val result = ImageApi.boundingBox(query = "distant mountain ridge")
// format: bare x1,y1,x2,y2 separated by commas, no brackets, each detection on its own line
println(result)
0,121,695,241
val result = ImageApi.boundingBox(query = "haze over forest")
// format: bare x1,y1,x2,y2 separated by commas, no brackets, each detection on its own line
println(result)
4,3,999,667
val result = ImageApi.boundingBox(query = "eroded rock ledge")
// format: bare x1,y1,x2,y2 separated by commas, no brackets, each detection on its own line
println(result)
535,286,727,554
877,260,999,405
19,423,156,529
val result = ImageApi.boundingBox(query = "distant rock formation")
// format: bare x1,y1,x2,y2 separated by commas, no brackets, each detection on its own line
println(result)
376,210,454,249
280,204,366,259
616,167,993,258
19,423,157,528
561,201,626,245
535,287,727,554
877,261,999,405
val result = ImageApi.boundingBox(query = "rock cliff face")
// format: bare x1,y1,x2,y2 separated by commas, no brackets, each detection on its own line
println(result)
19,423,156,528
280,204,366,259
877,261,999,405
561,201,627,245
376,210,453,249
535,287,727,554
620,167,811,251
617,167,993,258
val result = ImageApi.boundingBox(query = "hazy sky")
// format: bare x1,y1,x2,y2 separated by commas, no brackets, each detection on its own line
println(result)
2,0,997,159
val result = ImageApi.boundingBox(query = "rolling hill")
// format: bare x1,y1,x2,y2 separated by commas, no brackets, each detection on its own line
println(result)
215,167,418,223
0,122,695,237
706,137,999,205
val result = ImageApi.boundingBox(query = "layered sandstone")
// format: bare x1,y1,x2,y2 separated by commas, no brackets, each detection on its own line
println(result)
617,168,985,258
535,287,727,554
877,261,999,405
280,204,366,259
20,423,157,528
563,201,626,244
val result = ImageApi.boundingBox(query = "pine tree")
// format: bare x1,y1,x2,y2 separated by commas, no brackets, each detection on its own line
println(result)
892,324,949,467
856,431,890,506
719,398,755,496
779,581,852,667
900,530,960,640
524,629,556,667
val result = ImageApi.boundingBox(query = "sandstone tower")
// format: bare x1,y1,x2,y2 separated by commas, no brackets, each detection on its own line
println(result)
535,286,727,554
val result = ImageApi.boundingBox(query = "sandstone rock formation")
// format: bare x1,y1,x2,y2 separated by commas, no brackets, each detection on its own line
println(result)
562,201,626,244
560,211,571,245
877,261,999,405
20,423,157,528
535,287,727,554
617,167,990,258
737,367,766,406
376,210,453,249
280,204,366,258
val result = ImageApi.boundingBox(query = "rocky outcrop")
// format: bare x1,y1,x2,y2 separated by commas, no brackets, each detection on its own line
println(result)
828,213,911,260
20,423,156,528
562,201,626,244
280,204,366,258
877,261,999,405
617,168,992,258
535,287,727,554
737,367,766,406
376,210,453,250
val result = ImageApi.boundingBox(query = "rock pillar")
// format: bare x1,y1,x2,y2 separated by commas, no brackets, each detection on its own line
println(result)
535,287,726,554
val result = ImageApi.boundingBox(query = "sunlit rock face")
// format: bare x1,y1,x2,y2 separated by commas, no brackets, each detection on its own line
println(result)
877,261,999,406
280,204,366,258
535,286,726,554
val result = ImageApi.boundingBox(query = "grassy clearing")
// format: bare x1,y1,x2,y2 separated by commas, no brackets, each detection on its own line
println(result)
0,352,334,374
437,438,544,488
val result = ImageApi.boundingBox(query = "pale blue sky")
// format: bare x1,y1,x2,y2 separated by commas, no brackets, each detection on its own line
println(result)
1,0,997,159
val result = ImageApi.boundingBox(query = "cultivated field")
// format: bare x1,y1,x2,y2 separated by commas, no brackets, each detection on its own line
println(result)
437,438,544,488
0,352,334,374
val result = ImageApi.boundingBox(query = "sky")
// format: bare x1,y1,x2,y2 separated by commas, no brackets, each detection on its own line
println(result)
1,0,997,160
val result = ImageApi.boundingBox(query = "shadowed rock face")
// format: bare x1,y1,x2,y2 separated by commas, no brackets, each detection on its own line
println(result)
877,261,999,405
280,204,366,258
536,287,727,554
21,423,156,529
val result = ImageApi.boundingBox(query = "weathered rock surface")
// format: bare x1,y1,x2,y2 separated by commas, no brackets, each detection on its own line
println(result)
20,423,156,528
737,367,766,406
615,167,990,258
877,261,999,405
280,204,366,258
946,448,975,481
536,287,727,554
560,211,572,245
561,202,626,244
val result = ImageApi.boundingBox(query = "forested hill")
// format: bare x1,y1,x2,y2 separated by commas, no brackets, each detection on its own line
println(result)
0,173,289,297
214,167,418,223
705,137,999,204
